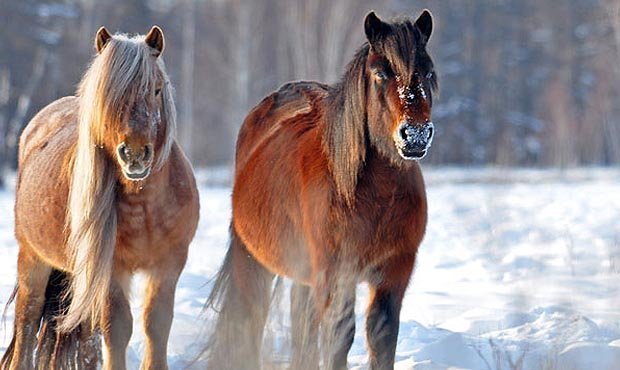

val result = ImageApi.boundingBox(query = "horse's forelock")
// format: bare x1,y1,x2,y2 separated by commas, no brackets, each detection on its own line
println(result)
379,20,420,88
373,19,438,104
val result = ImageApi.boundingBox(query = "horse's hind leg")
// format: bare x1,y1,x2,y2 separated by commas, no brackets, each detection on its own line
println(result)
101,268,132,370
4,247,51,370
207,228,274,370
140,254,186,370
366,255,415,370
290,284,319,370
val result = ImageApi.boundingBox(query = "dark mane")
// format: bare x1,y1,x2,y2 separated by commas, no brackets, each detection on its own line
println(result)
324,44,371,206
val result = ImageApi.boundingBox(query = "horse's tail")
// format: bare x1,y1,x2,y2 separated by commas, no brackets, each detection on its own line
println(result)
0,284,18,369
203,225,274,370
0,270,101,370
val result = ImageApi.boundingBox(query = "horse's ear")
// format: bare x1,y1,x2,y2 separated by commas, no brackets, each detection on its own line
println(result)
145,26,165,56
364,11,390,49
414,9,433,44
95,27,112,54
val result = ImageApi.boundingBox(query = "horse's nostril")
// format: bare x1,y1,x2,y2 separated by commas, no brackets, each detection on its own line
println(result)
399,123,424,144
143,144,152,161
427,126,434,140
117,143,129,162
399,124,410,140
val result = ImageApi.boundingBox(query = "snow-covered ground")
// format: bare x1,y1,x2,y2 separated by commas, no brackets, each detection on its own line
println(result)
1,167,620,370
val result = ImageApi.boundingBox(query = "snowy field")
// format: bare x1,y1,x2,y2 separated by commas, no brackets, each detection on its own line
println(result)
1,167,620,369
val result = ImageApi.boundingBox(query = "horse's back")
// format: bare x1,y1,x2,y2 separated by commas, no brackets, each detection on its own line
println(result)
235,81,329,173
19,96,78,167
15,96,78,265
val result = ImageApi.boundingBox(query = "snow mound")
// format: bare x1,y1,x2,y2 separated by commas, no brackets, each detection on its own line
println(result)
382,306,620,370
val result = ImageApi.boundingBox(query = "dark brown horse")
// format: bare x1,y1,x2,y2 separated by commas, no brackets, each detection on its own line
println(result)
1,26,199,370
205,10,437,370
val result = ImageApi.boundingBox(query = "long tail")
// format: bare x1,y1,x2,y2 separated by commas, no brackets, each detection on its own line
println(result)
203,225,274,370
0,270,101,370
203,239,233,316
0,284,18,369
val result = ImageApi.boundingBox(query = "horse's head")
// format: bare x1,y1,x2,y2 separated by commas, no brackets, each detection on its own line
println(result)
363,11,437,162
87,25,174,183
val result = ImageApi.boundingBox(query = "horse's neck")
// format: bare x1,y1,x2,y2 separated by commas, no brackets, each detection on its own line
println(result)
117,158,172,205
361,149,419,187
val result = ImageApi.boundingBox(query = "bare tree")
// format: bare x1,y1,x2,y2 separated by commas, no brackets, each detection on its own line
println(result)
179,0,196,159
3,0,620,168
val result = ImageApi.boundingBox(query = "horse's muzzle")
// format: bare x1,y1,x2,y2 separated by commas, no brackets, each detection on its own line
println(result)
117,142,154,181
395,121,434,160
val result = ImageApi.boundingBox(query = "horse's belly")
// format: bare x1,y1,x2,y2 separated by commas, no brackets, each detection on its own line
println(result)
232,179,313,283
234,213,313,283
15,195,70,269
14,98,77,269
15,147,72,269
232,133,310,280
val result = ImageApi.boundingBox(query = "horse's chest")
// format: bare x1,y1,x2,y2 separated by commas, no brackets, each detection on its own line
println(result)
115,199,177,260
353,193,417,237
345,183,427,264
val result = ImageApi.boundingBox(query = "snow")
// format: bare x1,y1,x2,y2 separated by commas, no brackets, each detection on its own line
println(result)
1,167,620,369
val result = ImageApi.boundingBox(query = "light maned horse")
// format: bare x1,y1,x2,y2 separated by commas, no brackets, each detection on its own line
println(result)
1,26,199,370
205,11,437,370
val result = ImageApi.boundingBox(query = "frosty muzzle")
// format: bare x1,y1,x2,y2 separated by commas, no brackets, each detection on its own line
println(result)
395,121,434,160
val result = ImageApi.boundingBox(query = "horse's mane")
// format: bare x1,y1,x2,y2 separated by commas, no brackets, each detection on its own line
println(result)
324,45,370,206
61,33,176,331
323,19,438,206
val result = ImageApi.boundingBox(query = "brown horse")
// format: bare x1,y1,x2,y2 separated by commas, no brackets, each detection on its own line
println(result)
1,26,199,370
205,10,437,370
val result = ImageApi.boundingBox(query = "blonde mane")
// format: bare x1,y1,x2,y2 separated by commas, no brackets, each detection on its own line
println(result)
61,33,176,331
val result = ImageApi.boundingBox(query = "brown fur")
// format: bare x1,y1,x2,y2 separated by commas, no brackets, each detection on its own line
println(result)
205,11,437,370
2,26,199,370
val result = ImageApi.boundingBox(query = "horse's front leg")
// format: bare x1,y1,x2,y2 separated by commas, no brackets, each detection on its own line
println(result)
101,268,133,370
311,265,356,370
366,254,415,370
140,257,185,370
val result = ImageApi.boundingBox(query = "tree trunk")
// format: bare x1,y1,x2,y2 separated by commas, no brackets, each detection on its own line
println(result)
179,0,196,160
5,48,49,170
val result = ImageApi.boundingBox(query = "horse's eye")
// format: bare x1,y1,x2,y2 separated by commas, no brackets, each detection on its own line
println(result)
155,88,161,96
373,70,388,81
